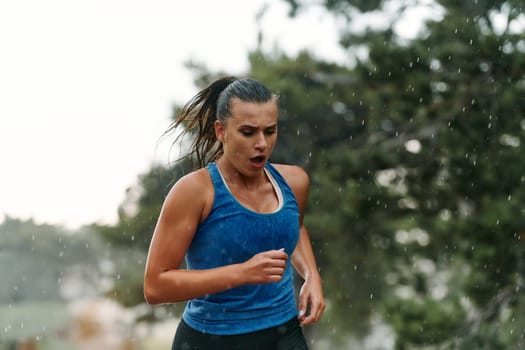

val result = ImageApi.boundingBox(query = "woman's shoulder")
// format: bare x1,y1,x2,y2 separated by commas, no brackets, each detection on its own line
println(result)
271,163,309,192
163,167,213,211
271,163,308,179
171,167,211,191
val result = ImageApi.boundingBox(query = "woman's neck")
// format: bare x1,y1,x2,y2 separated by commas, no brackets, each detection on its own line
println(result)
215,159,268,191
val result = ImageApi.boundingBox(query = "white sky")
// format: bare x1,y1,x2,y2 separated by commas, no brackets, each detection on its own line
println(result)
0,0,348,229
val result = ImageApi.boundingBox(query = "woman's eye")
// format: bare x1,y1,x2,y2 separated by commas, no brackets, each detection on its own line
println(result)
241,130,254,136
264,130,276,135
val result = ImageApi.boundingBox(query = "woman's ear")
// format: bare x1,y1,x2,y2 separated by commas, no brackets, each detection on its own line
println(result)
214,120,224,143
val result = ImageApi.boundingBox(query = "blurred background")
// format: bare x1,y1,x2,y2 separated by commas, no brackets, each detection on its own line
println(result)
1,0,524,349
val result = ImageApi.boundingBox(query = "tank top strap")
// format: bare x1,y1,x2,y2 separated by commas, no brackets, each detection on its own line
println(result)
264,163,298,208
206,162,230,197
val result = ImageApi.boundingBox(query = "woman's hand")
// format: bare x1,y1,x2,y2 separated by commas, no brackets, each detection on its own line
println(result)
297,274,325,326
240,249,289,284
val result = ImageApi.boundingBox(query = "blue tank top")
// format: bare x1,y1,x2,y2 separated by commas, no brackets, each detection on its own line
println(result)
181,162,300,335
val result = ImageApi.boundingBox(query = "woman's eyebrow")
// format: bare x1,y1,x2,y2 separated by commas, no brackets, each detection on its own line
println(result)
238,123,278,129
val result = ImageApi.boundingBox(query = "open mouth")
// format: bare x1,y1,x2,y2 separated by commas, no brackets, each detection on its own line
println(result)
250,156,265,165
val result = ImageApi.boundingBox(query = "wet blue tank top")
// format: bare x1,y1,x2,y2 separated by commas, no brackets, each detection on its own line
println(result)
181,162,300,335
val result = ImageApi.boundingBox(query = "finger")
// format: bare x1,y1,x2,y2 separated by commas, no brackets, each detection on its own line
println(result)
265,267,285,276
270,258,287,268
297,294,307,322
265,275,283,282
300,300,325,326
300,314,316,326
261,256,286,270
300,302,316,326
298,308,306,320
268,248,288,260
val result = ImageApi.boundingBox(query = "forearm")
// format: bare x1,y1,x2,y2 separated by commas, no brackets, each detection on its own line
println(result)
145,248,289,304
292,226,321,282
292,225,325,325
144,264,243,305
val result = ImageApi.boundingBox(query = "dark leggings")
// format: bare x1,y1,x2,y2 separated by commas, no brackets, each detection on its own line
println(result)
172,317,309,350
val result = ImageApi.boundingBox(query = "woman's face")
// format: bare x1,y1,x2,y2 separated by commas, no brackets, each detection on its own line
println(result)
215,98,278,176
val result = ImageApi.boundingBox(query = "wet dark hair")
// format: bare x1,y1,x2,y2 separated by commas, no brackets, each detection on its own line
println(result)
166,77,275,169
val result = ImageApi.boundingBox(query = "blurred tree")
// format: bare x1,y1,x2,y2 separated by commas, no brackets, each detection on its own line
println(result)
94,160,192,320
278,0,525,348
96,0,525,348
0,217,102,348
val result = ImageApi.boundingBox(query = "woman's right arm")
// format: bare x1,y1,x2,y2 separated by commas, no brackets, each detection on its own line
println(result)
143,170,288,305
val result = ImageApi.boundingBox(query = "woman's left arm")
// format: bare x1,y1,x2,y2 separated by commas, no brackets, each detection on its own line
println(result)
276,164,325,326
293,224,325,326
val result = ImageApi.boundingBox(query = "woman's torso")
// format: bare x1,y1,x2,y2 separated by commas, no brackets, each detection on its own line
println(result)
181,162,300,335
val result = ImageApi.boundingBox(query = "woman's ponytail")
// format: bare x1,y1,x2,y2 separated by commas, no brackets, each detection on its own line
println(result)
166,76,237,169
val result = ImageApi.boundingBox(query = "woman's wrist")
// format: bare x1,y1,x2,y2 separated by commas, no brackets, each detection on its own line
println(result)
304,268,321,283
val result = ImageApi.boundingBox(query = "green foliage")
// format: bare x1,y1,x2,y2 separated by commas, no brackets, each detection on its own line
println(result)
94,0,525,348
0,217,102,345
94,161,191,316
283,0,384,16
384,296,465,348
0,217,103,304
278,0,525,348
96,164,183,252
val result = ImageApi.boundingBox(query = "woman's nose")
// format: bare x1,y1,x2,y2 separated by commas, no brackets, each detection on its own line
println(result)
254,132,267,149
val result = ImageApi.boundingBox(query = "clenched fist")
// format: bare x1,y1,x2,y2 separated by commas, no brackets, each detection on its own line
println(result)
240,248,288,284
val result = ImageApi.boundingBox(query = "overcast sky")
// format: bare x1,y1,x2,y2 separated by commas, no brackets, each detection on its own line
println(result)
0,0,350,229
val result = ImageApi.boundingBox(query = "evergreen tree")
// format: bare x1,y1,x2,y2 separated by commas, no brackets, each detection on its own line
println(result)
277,0,525,348
97,1,525,347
